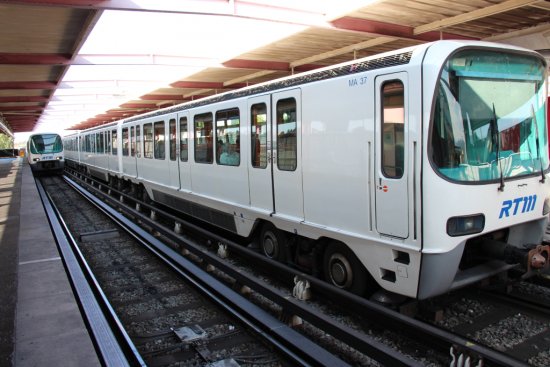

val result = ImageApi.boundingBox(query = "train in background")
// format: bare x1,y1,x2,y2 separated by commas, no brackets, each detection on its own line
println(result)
27,133,64,174
64,40,549,300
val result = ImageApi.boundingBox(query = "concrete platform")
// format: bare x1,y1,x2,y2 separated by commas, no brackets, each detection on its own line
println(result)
0,158,100,366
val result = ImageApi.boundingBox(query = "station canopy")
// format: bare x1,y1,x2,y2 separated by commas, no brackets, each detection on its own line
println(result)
0,0,549,141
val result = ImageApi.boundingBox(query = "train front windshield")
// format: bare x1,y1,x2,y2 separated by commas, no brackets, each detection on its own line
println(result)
29,134,63,154
430,49,548,182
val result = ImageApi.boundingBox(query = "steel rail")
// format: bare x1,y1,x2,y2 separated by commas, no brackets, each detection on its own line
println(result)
35,177,145,367
62,174,359,367
65,169,425,366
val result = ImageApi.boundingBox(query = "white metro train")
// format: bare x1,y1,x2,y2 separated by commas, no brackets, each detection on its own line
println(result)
27,132,65,174
64,40,549,300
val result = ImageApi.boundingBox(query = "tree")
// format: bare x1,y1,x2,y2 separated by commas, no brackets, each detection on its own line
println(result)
0,133,13,149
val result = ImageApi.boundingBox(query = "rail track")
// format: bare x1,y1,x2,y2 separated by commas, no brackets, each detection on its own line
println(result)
417,275,550,366
40,167,550,366
38,174,354,366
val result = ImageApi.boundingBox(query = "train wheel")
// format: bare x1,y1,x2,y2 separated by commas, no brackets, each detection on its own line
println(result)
260,223,287,262
323,241,367,296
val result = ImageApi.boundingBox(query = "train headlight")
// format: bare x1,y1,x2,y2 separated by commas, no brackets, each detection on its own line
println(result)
447,214,485,237
56,156,62,160
33,158,40,162
543,197,550,216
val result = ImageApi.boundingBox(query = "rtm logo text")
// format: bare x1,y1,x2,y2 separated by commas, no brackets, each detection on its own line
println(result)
499,195,537,219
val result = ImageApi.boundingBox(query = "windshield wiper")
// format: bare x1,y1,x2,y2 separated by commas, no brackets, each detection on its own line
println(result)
531,104,546,183
490,103,505,191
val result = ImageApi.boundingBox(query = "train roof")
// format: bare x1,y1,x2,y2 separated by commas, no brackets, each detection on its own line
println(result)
70,39,543,135
27,132,62,138
122,40,541,124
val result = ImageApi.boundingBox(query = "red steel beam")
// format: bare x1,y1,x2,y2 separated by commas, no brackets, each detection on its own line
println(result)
0,81,57,89
0,96,49,103
107,110,134,114
0,53,72,65
223,59,290,71
182,94,212,101
331,17,478,41
3,120,38,126
1,113,40,117
7,119,37,124
9,124,36,127
140,94,186,101
0,105,44,111
119,103,157,109
222,59,322,72
10,124,36,129
6,120,36,125
9,126,36,132
170,81,225,89
3,0,103,5
170,81,250,89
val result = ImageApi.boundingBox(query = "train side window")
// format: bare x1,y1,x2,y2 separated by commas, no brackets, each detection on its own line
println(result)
136,125,141,158
276,98,297,171
180,117,188,162
381,80,405,179
251,103,267,168
106,131,111,154
130,126,135,157
154,121,165,160
169,119,176,161
144,123,153,159
112,129,118,155
122,127,129,156
99,131,104,153
194,113,213,164
96,132,102,154
215,108,240,166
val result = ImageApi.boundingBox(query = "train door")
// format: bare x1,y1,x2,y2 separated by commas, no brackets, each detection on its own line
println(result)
374,73,409,238
138,118,167,185
248,95,273,211
109,128,118,174
121,125,137,177
177,112,191,191
167,117,180,189
130,125,138,177
272,90,304,220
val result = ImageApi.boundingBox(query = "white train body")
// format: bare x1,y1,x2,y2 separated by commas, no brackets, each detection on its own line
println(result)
65,41,549,299
27,132,65,173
